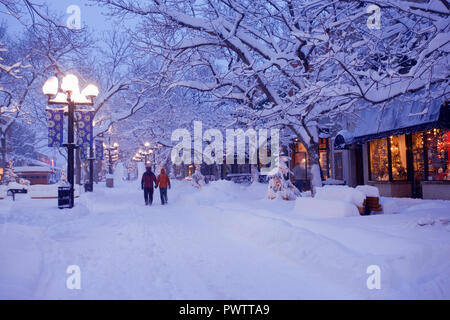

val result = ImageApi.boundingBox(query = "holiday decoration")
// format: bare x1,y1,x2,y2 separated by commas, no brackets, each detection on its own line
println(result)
191,166,205,189
1,161,18,185
267,156,301,200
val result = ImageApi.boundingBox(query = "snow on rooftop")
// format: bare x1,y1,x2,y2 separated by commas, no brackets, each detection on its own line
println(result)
350,97,446,141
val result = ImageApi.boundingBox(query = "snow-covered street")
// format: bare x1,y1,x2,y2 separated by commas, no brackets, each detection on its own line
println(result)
1,180,449,300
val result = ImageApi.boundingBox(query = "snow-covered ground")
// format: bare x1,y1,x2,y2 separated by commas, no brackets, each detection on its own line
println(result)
0,179,449,299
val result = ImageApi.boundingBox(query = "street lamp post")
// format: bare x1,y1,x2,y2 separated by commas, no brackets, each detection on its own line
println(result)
104,141,119,174
136,142,161,172
43,74,99,208
85,146,94,192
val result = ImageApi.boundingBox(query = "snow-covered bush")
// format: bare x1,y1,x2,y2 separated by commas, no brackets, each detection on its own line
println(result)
191,166,205,189
267,156,301,201
1,161,18,185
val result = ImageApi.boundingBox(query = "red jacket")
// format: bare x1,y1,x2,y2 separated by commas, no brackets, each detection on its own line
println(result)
156,168,171,188
141,169,157,189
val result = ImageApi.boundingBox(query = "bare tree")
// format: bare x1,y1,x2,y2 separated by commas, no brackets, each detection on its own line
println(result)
95,0,449,187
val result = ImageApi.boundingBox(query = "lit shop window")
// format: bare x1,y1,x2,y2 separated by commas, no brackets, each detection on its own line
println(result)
412,132,425,182
319,138,330,180
370,138,389,181
292,142,308,180
390,135,407,181
425,129,450,180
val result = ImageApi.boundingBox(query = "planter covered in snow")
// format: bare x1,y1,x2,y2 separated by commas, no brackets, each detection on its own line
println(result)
421,181,450,200
314,185,365,207
367,181,412,198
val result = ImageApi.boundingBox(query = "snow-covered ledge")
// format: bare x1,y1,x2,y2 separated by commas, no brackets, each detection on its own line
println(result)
421,181,450,200
367,181,412,198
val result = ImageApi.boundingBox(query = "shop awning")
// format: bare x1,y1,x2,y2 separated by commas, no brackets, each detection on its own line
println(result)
349,99,449,144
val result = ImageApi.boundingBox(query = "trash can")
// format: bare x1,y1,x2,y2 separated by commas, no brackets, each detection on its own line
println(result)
106,177,114,188
58,186,73,209
84,182,93,192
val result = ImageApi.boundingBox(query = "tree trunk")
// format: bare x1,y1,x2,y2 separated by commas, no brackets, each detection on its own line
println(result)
0,130,6,170
250,164,259,183
307,143,323,193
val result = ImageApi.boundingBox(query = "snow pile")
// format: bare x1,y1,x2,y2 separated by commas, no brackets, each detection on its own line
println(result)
0,185,6,199
417,215,435,226
293,197,359,218
0,224,46,299
356,185,380,197
5,182,28,190
137,162,145,180
27,184,81,199
1,179,450,299
314,185,365,206
114,163,126,184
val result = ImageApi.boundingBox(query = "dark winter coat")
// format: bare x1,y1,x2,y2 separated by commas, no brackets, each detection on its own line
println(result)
141,169,157,189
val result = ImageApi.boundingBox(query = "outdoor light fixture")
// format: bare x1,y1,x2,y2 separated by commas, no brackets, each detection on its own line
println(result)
104,139,119,175
81,84,99,98
61,74,79,94
135,142,161,170
43,73,100,208
42,76,58,96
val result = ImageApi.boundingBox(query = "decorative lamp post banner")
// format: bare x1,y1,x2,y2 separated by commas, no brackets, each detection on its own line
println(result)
76,111,94,159
95,139,104,160
47,109,64,147
79,144,88,160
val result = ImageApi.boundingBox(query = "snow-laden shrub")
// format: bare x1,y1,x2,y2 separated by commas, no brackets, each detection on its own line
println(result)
267,156,301,201
191,166,205,189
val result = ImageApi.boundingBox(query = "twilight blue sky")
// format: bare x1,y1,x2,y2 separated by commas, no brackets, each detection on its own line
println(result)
5,0,117,36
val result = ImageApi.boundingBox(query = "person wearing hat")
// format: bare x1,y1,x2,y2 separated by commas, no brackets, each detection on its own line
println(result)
156,168,171,205
141,166,157,205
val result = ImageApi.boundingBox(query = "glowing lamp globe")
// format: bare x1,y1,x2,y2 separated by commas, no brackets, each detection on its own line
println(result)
61,74,79,93
42,76,58,96
81,84,99,98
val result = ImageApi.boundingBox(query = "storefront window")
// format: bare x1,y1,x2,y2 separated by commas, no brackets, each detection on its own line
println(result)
334,152,343,180
319,138,330,180
425,128,450,180
292,142,307,180
390,135,407,180
370,138,389,181
412,132,425,181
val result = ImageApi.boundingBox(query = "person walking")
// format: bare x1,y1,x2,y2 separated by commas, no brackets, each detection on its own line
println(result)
156,168,171,205
141,166,157,205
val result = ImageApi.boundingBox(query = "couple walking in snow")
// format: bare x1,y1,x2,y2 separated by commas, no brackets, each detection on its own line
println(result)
141,166,171,205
